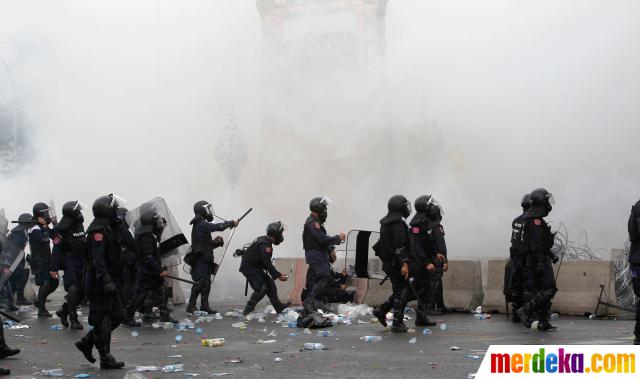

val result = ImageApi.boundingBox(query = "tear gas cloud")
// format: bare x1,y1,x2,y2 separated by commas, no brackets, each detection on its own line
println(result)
1,0,639,298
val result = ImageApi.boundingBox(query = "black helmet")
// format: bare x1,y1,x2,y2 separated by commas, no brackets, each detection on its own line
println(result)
414,195,431,213
266,221,286,245
92,194,123,220
140,209,165,237
528,188,554,216
309,197,331,223
520,194,531,211
32,202,52,224
193,200,214,222
14,213,33,231
388,195,411,218
62,201,85,223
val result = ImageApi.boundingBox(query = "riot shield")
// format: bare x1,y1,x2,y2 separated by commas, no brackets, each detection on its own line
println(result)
0,209,8,235
0,231,24,294
126,197,188,268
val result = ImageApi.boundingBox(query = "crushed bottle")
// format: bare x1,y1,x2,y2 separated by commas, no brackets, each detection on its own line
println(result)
42,369,64,376
360,336,382,342
161,364,184,373
316,330,335,337
303,342,326,350
201,338,225,347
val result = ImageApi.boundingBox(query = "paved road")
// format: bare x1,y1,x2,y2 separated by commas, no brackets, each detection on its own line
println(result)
1,295,635,378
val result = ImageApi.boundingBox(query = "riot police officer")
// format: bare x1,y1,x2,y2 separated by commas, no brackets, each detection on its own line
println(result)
187,200,237,315
302,197,345,312
371,195,412,333
508,194,530,322
516,188,559,331
422,196,448,316
240,221,290,315
29,202,59,317
627,198,640,345
51,201,87,330
118,208,137,308
123,208,176,325
75,194,126,370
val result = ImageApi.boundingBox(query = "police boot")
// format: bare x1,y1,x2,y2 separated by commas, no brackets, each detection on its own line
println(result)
372,300,392,327
390,310,409,333
186,285,200,314
56,302,69,328
415,310,437,327
36,287,52,317
243,287,266,315
69,314,83,330
96,320,124,370
67,288,84,330
0,367,9,376
0,327,19,359
75,332,96,363
159,308,178,324
15,291,32,306
515,303,532,328
537,318,557,332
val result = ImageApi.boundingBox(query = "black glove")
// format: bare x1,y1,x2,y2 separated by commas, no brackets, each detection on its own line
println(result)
101,273,117,296
550,254,560,264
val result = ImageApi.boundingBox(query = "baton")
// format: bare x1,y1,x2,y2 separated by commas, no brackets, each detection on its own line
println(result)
166,274,196,285
211,208,253,289
244,279,249,297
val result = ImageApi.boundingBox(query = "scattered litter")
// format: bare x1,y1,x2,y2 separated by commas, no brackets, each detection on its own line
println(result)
407,328,416,334
449,346,460,351
185,374,200,377
473,313,491,320
175,335,183,343
131,331,139,337
193,311,208,317
256,339,277,344
288,333,299,337
161,364,184,373
422,328,432,335
214,313,223,320
201,338,225,347
474,306,482,314
258,328,267,333
124,372,146,379
9,325,29,330
163,322,175,330
48,325,64,331
465,355,482,360
549,313,559,321
231,322,247,329
152,323,160,329
439,324,448,331
360,336,382,342
337,303,372,318
316,330,335,337
303,342,326,350
42,369,64,376
225,311,241,318
195,328,203,335
210,373,235,377
136,366,159,372
168,354,183,358
531,321,540,331
225,359,242,364
408,337,417,344
303,328,312,335
74,374,92,378
356,320,369,324
274,357,282,362
468,373,477,379
195,316,214,323
268,330,277,337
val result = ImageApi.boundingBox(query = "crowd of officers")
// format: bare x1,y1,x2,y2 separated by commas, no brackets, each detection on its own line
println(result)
0,188,637,374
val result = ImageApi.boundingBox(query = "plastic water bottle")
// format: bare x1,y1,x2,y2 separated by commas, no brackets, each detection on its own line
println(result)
549,313,559,321
201,338,225,347
287,321,297,328
473,313,490,320
193,311,208,317
131,331,139,337
440,323,448,331
303,342,325,350
195,328,203,335
49,325,63,331
163,322,174,330
161,364,184,373
423,328,432,335
316,330,335,337
175,335,183,342
42,369,64,376
408,337,417,344
360,336,382,342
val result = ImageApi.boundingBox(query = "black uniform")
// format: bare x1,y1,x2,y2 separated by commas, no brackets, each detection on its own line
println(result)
627,200,640,344
28,223,59,316
51,216,87,329
302,214,342,312
7,225,30,305
125,232,173,323
240,236,288,315
509,213,526,310
76,218,124,368
187,217,234,313
301,249,353,305
520,215,557,327
118,214,137,308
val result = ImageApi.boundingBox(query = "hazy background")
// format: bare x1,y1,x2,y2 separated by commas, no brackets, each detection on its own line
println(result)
1,0,639,298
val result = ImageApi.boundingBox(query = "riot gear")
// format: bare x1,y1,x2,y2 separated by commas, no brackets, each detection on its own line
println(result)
266,221,285,245
92,194,123,221
33,202,51,224
521,194,531,211
528,188,554,217
309,197,330,223
193,200,214,222
62,201,85,224
387,195,411,218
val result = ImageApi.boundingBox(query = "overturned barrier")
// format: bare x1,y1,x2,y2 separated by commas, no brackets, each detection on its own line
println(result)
482,258,619,316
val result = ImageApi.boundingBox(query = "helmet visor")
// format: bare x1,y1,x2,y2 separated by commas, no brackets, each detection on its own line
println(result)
109,194,128,209
547,193,556,206
320,196,333,206
427,196,445,216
